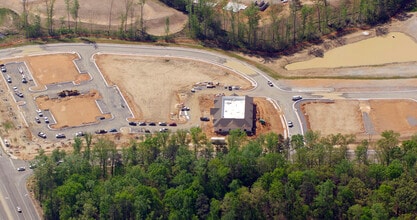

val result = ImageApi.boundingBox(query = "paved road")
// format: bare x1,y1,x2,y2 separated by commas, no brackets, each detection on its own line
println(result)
0,140,39,220
0,43,414,218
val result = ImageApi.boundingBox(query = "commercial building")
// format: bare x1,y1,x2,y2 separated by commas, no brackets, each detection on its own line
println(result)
210,94,255,135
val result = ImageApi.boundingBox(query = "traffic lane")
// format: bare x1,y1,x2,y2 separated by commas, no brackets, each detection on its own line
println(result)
0,156,26,220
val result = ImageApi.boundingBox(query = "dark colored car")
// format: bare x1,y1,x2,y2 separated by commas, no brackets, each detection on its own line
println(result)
158,122,167,126
109,128,118,133
56,133,66,139
200,117,210,121
95,129,107,134
138,122,147,126
148,122,156,126
169,122,177,126
128,121,137,126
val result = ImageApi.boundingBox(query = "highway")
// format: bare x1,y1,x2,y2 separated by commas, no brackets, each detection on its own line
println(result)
0,43,415,218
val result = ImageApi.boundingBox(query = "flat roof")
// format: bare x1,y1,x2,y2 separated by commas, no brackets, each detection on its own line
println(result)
222,96,245,119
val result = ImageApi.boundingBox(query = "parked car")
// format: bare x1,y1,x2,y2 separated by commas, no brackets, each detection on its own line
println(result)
138,122,147,126
128,121,137,126
0,64,6,72
158,122,167,126
44,117,49,124
35,117,41,123
15,91,24,98
148,122,156,126
95,129,107,134
17,167,26,171
292,95,303,101
109,128,118,133
6,76,11,83
75,131,85,137
168,122,177,127
16,206,22,213
56,133,66,139
200,117,210,121
22,77,28,84
38,132,47,139
159,128,169,132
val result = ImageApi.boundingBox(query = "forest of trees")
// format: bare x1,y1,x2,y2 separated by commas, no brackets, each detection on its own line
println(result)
14,0,417,52
33,128,417,219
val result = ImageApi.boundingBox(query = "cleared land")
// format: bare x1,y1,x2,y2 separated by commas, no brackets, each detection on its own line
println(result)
95,54,253,122
301,99,417,140
0,0,187,36
301,100,364,136
26,53,89,86
36,90,110,129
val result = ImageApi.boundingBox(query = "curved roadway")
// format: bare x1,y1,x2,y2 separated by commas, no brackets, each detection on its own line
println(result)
0,42,415,218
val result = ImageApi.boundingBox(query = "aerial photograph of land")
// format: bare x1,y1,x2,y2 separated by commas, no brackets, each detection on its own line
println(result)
0,0,416,219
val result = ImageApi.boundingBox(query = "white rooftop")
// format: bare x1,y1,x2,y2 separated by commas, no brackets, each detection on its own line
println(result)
223,2,247,12
222,96,245,119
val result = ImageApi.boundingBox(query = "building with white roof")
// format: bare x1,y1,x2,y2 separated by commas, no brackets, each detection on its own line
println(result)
210,94,254,135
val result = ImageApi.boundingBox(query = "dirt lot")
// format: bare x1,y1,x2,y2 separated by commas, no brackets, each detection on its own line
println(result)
301,100,365,136
301,99,417,140
35,90,110,129
0,0,187,36
26,53,89,88
95,54,253,122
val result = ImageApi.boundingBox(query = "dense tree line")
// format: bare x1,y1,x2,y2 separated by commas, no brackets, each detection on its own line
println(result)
14,0,417,52
33,129,417,219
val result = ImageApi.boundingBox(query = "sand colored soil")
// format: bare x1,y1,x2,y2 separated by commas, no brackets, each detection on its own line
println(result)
36,90,110,129
95,54,253,122
0,0,187,36
302,99,417,140
253,97,284,136
26,53,87,86
369,100,417,135
301,100,364,136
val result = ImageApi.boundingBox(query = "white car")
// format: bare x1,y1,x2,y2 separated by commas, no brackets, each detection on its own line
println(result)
288,121,294,127
17,167,25,171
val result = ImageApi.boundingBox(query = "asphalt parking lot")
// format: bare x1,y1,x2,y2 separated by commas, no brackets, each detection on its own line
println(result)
0,60,136,141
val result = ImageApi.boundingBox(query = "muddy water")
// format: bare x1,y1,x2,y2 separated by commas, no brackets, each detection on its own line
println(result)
285,32,417,70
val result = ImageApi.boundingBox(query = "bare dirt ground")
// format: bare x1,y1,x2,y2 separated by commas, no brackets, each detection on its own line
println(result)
369,100,417,136
237,12,417,141
36,90,110,129
0,0,187,36
301,99,417,141
301,100,365,136
95,54,283,139
25,53,89,88
95,54,253,122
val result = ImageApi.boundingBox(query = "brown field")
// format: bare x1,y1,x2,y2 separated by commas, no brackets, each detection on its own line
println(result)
302,99,417,140
0,0,187,36
301,100,364,136
369,99,417,136
95,54,253,122
26,53,89,86
35,90,110,129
